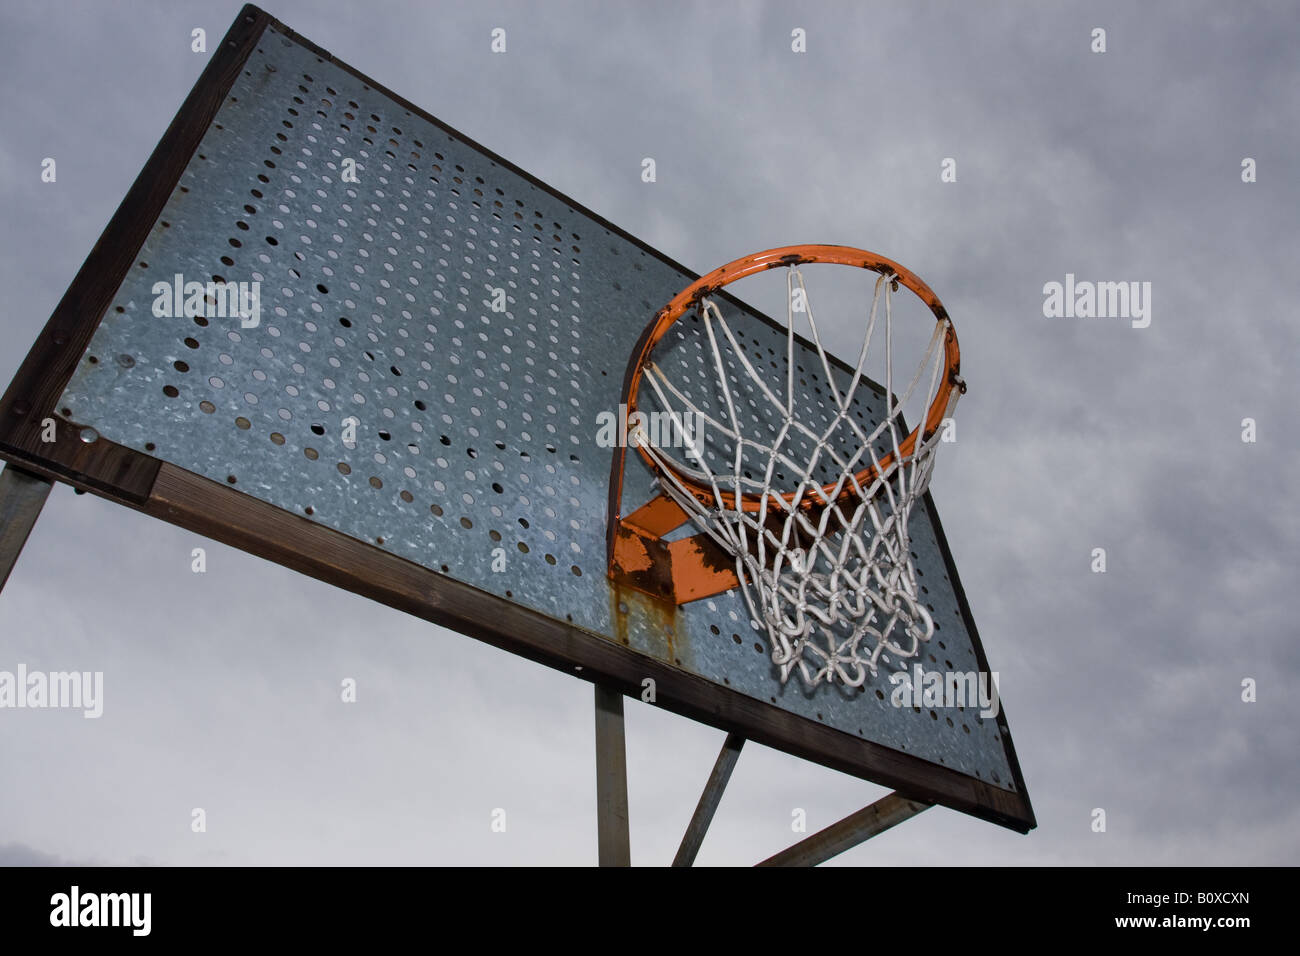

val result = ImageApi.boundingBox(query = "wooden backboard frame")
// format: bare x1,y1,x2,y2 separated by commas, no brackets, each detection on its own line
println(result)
0,5,1035,835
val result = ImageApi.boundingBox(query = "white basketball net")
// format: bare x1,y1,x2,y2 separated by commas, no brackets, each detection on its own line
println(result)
635,267,960,688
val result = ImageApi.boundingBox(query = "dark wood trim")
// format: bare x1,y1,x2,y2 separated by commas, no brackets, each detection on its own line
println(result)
143,463,1033,833
0,6,270,501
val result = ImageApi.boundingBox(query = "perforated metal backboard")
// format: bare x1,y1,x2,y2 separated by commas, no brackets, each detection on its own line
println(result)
0,6,1033,832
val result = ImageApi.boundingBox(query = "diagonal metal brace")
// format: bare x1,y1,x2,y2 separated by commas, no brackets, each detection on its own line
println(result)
756,791,932,867
672,732,745,866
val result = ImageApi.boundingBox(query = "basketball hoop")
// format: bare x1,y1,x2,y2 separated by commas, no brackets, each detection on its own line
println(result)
607,245,963,688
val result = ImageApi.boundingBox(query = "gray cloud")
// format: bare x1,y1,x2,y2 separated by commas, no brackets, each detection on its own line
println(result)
0,0,1295,865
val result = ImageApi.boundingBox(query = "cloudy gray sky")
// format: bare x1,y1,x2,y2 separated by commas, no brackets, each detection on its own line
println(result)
1,0,1296,865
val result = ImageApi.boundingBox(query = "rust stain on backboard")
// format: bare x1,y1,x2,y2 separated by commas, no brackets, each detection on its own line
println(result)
610,578,690,674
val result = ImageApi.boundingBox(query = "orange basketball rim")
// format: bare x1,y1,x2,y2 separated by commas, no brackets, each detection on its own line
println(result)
606,244,963,605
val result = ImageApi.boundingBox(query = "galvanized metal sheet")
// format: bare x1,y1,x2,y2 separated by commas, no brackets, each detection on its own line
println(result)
58,24,1015,790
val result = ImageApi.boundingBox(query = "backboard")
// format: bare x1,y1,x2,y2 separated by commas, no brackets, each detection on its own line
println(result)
0,6,1033,834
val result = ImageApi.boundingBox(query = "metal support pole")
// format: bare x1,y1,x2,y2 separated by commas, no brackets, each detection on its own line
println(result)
0,464,53,594
756,791,932,867
594,684,631,866
672,732,744,867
